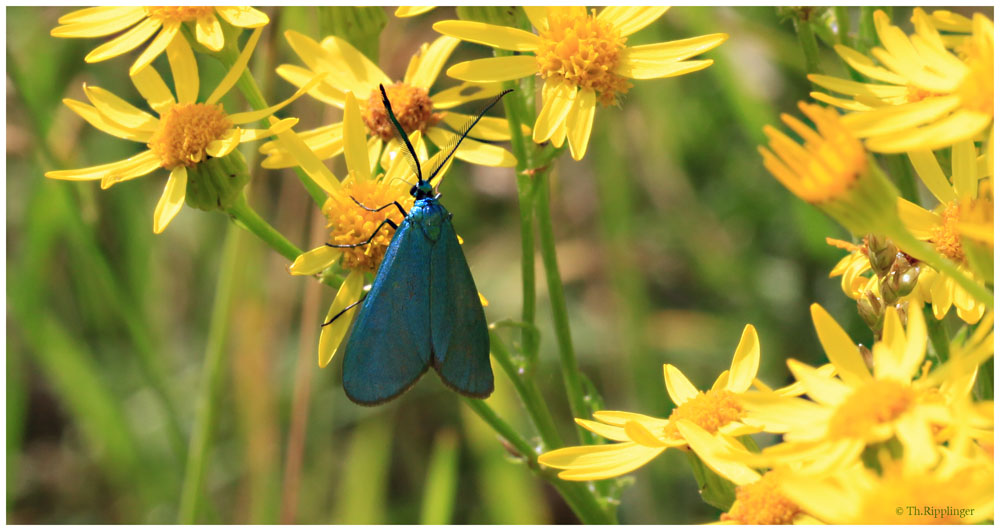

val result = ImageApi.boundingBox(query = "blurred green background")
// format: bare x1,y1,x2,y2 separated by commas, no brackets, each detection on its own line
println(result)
8,6,981,524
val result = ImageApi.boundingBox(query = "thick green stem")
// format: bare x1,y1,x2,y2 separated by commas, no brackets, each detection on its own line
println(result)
535,172,596,445
227,193,302,262
833,7,850,45
793,15,822,75
178,222,244,523
489,332,563,449
462,398,537,464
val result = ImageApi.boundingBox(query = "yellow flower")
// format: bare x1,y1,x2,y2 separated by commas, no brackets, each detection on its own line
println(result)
435,7,727,160
898,140,989,324
538,325,801,480
50,6,269,75
740,303,991,476
277,92,444,367
676,421,822,524
260,32,515,171
778,456,993,524
810,9,993,153
45,29,312,233
826,238,879,300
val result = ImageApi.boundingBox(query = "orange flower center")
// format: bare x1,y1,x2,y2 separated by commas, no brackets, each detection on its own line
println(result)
722,472,801,525
148,103,231,169
325,176,414,272
535,10,631,106
931,201,965,263
905,84,939,103
363,83,441,142
664,389,744,439
828,380,915,438
145,6,215,23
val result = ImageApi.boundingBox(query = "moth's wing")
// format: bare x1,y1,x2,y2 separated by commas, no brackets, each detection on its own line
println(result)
429,216,493,398
342,220,432,405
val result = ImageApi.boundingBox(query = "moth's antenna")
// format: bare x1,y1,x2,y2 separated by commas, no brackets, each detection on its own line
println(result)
427,89,513,184
379,84,422,183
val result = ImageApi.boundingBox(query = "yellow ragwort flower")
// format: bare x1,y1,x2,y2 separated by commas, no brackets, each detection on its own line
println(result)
898,140,990,323
435,7,727,160
279,92,447,367
810,9,993,153
739,303,992,476
50,6,269,75
45,30,313,233
260,32,515,171
538,325,804,480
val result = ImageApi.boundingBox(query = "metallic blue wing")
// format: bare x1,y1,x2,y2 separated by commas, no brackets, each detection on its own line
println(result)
429,215,493,398
342,218,432,405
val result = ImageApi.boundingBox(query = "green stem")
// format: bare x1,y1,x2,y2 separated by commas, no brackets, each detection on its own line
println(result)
793,15,822,75
535,172,596,445
178,222,244,523
858,7,879,54
833,6,850,45
227,193,302,262
489,332,563,449
461,398,614,524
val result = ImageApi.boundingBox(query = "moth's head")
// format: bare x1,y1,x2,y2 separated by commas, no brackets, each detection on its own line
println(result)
410,180,434,200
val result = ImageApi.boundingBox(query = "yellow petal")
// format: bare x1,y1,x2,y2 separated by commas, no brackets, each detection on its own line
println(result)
906,150,958,204
205,129,241,158
430,81,506,109
166,36,198,104
624,421,668,447
57,6,145,25
597,6,669,36
897,198,939,238
810,303,872,386
565,88,596,160
130,22,180,76
807,74,909,99
841,95,960,137
196,14,224,52
318,270,364,368
533,80,575,143
46,150,158,182
556,445,664,481
576,419,629,442
786,359,851,406
592,410,669,429
214,6,269,28
84,17,161,63
863,109,991,153
726,324,759,393
663,364,699,405
620,33,727,64
229,74,324,124
616,58,714,80
208,28,263,105
409,35,461,90
51,8,146,38
83,84,159,131
266,116,340,195
951,138,977,199
239,117,298,142
395,6,435,18
523,7,549,32
432,20,540,52
318,34,390,95
675,420,761,486
833,44,906,85
446,56,537,83
153,166,187,234
425,127,515,167
810,91,876,112
343,91,372,180
440,112,511,141
63,98,152,142
290,245,341,276
894,412,937,472
99,150,163,189
130,65,176,115
276,64,345,107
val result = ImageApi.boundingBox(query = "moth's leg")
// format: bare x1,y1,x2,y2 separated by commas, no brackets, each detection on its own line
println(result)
350,196,408,218
325,218,399,248
322,294,368,327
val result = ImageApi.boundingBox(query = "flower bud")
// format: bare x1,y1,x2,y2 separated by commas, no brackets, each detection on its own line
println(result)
858,291,883,331
184,150,250,212
318,7,387,62
865,234,897,276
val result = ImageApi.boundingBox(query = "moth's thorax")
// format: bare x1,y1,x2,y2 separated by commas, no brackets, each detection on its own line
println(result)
409,197,449,242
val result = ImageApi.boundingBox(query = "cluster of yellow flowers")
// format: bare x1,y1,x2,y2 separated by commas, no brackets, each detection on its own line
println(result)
539,8,993,524
44,6,727,368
